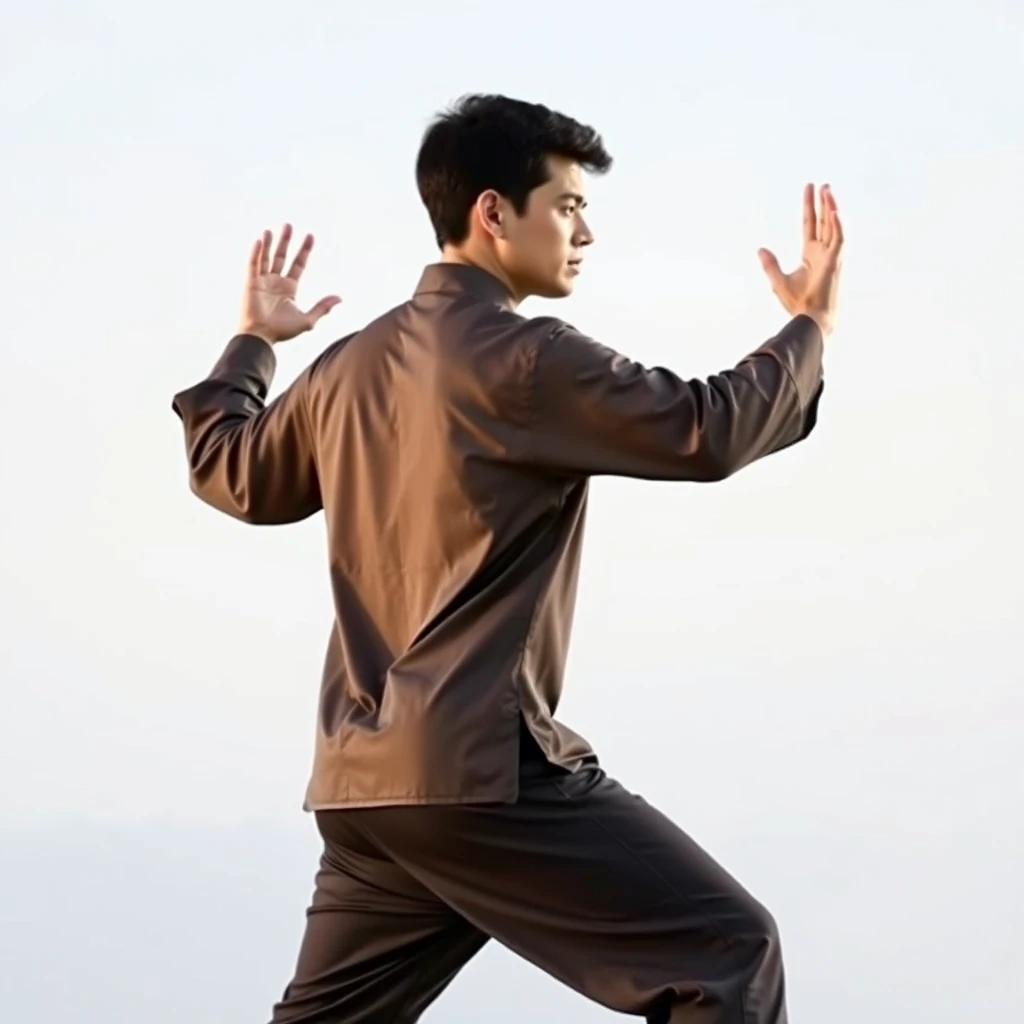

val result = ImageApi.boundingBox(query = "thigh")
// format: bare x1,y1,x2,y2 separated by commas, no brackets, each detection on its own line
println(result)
269,817,487,1024
352,766,785,1023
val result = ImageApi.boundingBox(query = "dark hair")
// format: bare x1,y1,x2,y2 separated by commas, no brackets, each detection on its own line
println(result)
415,93,613,248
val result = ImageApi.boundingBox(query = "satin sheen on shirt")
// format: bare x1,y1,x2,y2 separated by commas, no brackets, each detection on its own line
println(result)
171,263,824,810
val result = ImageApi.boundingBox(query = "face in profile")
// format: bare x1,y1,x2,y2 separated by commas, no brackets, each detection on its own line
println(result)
491,156,595,300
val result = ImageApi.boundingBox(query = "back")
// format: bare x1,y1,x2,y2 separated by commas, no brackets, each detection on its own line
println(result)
172,261,825,809
297,266,595,808
308,277,560,656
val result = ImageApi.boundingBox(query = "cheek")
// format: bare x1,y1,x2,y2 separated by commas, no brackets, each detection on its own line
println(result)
507,216,570,272
539,217,572,255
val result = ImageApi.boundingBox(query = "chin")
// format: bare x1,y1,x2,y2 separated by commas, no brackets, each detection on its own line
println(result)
538,277,575,299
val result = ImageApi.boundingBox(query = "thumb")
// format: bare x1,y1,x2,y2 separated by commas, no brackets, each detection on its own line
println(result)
304,294,342,326
757,248,784,290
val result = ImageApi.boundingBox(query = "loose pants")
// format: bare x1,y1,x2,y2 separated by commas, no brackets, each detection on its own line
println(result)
269,732,787,1023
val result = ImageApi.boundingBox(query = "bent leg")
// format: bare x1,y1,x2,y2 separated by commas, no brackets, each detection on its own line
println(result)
268,817,487,1024
338,765,786,1023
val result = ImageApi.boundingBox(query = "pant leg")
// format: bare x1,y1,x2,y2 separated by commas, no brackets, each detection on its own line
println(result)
268,816,487,1024
327,762,786,1024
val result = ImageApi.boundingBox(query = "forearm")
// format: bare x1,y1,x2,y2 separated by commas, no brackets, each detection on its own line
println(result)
711,313,825,472
171,334,321,524
525,314,824,482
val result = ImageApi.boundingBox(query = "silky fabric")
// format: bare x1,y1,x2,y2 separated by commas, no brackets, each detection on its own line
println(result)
172,263,824,812
267,726,787,1024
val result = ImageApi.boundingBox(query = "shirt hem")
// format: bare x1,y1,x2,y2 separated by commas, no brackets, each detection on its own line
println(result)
304,791,521,812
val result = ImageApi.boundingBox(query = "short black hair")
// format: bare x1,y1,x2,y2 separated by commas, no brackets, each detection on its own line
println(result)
416,93,613,248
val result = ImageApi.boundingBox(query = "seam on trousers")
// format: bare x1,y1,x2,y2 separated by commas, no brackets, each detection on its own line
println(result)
551,778,753,1023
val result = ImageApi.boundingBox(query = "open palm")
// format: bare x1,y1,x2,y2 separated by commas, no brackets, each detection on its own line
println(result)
758,184,844,335
239,225,342,344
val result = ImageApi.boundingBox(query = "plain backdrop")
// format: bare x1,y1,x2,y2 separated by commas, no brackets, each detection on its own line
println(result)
1,1,1021,1021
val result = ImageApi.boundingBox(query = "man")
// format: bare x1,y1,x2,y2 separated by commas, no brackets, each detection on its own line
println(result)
172,93,842,1023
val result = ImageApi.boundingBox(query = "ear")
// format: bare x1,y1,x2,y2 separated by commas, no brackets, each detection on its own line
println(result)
474,190,506,240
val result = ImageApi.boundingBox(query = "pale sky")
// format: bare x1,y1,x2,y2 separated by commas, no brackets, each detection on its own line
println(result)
1,1,1022,1021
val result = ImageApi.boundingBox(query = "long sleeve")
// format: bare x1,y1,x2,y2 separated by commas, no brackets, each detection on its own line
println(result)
171,334,321,525
522,314,825,481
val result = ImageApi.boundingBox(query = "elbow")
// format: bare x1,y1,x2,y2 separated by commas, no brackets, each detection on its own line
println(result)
185,452,267,524
185,472,315,527
697,456,739,483
187,474,261,524
705,460,735,483
183,432,265,524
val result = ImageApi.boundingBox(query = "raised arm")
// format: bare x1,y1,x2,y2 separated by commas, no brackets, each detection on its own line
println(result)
524,315,823,481
172,336,322,523
521,183,843,481
170,224,343,524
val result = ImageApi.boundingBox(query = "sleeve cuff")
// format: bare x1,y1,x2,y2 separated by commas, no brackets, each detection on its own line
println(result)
765,314,825,414
171,334,277,421
210,333,277,383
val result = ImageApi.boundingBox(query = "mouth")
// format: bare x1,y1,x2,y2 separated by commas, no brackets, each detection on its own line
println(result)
567,259,583,274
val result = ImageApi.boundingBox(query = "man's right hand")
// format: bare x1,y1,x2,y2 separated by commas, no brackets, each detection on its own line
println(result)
238,224,342,346
758,184,844,337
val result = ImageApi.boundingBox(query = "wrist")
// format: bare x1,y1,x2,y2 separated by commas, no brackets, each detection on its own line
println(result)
236,323,276,347
794,307,832,338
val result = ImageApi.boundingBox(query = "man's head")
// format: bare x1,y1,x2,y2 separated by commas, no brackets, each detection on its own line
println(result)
416,94,613,303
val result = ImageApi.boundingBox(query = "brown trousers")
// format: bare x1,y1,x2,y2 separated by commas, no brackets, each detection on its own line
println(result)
269,730,787,1023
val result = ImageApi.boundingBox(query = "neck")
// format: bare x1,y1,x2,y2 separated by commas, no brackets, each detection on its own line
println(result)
439,245,523,308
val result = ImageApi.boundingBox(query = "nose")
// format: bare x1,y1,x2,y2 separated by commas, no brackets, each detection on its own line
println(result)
574,214,594,248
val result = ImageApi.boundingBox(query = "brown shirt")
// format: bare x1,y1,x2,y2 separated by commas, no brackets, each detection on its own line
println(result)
172,263,824,810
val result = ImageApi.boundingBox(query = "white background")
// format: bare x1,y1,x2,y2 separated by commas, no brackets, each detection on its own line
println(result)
1,0,1021,1020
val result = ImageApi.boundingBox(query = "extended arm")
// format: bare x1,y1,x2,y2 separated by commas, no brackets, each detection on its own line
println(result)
524,314,824,481
524,183,843,481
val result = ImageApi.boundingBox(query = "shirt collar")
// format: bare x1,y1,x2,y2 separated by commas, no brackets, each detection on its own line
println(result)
413,263,515,309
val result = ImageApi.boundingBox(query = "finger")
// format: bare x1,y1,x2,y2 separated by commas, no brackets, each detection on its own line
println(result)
304,294,342,325
287,233,315,281
818,185,832,247
271,223,293,276
259,229,272,276
829,202,844,252
247,238,262,281
802,183,816,245
757,248,786,295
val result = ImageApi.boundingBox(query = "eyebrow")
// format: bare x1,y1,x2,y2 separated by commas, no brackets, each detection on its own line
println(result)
557,192,588,208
